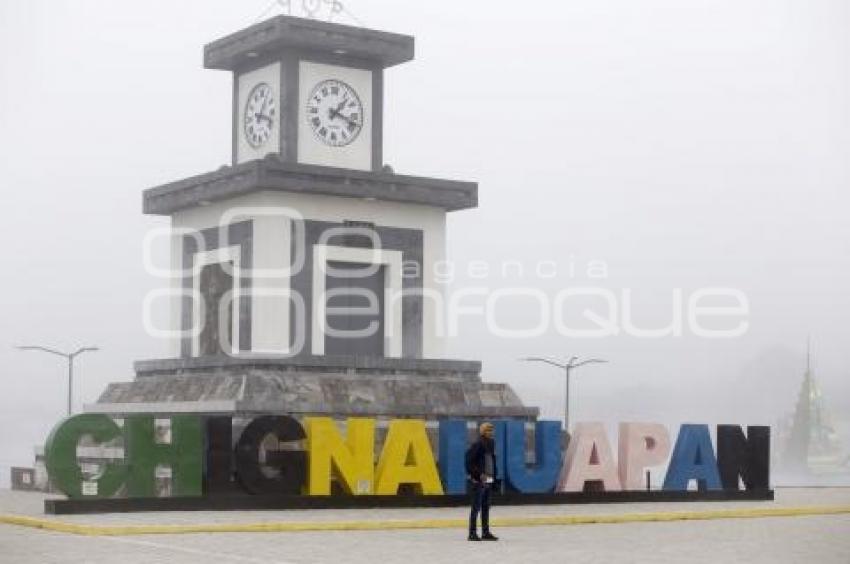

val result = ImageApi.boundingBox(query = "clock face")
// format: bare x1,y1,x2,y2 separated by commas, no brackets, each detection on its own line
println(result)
306,79,364,147
243,82,276,148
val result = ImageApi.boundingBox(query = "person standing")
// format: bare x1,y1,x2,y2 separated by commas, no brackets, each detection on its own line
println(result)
465,422,499,541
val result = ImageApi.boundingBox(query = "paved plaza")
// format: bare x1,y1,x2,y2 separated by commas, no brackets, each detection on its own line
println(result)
1,488,848,563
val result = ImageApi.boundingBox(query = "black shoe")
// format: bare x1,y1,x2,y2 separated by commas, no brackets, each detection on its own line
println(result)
481,532,499,541
468,532,481,541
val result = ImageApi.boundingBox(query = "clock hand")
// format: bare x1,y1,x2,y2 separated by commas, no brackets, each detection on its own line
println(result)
255,113,273,125
328,96,349,120
328,108,358,128
255,97,272,121
337,112,359,128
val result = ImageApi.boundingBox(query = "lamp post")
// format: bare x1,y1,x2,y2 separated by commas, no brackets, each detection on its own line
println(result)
16,345,99,416
520,356,608,433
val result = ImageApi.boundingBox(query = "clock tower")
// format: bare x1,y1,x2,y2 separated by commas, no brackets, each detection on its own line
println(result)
90,15,537,429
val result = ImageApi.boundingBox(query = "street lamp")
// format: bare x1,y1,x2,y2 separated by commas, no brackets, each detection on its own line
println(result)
15,345,100,416
520,356,608,433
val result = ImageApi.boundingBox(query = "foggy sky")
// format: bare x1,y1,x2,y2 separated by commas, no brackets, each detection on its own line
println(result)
0,0,848,482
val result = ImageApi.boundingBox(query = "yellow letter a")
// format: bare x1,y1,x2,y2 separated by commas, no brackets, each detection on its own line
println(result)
374,420,444,495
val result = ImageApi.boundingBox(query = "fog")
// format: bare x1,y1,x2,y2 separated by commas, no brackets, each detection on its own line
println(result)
1,0,848,484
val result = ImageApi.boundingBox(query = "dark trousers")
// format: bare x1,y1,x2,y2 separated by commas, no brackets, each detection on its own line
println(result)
468,481,491,534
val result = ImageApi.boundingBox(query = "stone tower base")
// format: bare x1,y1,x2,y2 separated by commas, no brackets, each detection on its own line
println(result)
89,356,538,421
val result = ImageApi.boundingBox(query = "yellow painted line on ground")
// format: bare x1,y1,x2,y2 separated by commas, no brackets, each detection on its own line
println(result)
1,505,849,537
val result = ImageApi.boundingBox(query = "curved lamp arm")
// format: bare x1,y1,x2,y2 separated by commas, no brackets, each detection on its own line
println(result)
520,357,568,370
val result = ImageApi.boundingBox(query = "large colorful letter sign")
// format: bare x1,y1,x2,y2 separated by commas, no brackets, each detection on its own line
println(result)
44,414,126,499
124,415,203,497
716,425,770,491
617,422,671,490
305,417,375,495
205,416,236,495
663,424,722,491
503,420,562,493
235,415,306,495
375,420,444,495
558,422,621,492
437,419,468,494
41,414,770,502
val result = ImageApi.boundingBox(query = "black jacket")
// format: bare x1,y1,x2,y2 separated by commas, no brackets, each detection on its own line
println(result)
465,437,497,482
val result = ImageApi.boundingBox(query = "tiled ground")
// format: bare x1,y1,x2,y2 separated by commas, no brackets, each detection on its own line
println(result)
1,488,848,563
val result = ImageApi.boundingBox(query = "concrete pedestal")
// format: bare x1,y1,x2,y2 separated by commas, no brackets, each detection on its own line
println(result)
89,355,538,421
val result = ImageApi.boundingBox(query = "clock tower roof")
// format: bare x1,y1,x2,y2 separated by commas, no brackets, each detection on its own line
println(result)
204,15,414,72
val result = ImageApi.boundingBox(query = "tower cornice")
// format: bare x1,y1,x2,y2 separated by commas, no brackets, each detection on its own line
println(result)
204,15,414,72
142,157,477,214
